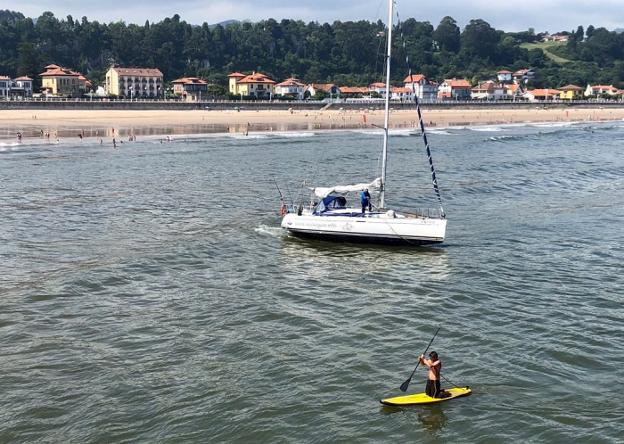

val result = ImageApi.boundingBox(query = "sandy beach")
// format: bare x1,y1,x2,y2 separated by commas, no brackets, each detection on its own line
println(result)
2,106,624,141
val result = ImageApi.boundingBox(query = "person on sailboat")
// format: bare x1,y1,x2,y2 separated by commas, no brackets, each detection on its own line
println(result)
419,351,446,398
360,189,371,214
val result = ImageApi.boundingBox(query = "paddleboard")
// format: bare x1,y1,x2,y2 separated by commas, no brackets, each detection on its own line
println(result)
380,386,471,406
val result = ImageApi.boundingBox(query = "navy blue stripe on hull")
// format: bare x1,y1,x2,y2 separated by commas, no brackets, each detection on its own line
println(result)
286,229,443,246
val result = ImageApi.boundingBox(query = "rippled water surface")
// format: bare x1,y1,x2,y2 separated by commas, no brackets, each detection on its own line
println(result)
2,123,623,442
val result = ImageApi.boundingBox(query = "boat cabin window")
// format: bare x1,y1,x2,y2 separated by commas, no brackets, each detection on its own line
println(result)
314,195,347,214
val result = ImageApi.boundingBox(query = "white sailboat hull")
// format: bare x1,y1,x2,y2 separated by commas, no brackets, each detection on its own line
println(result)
281,211,446,245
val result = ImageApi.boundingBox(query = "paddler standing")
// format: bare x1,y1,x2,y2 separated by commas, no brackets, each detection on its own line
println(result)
419,351,443,398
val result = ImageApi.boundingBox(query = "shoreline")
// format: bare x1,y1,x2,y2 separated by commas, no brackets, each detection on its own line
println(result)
2,107,624,142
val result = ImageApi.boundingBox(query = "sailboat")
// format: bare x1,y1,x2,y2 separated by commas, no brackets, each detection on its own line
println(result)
280,0,446,245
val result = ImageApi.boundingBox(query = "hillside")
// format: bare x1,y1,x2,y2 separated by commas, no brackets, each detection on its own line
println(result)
1,11,623,89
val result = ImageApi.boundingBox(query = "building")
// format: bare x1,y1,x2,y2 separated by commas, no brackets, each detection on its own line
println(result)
524,89,561,101
391,86,411,101
584,84,619,97
369,82,387,97
403,74,437,101
11,76,33,97
513,68,536,84
228,71,276,99
275,78,306,99
0,76,10,98
39,64,88,97
228,72,246,95
471,81,508,100
542,33,569,42
105,67,163,98
338,86,370,99
171,77,208,101
559,84,583,100
438,78,472,100
305,83,341,99
497,70,513,83
506,83,525,100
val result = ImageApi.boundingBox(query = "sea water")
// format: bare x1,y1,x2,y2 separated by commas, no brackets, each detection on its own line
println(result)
1,122,623,442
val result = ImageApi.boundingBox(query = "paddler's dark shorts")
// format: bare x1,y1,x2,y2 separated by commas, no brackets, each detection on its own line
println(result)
426,379,441,398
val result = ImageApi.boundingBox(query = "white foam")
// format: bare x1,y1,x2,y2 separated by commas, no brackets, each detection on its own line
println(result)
254,224,283,236
226,133,269,139
349,129,382,135
470,126,503,132
427,130,453,135
531,122,573,128
271,131,316,138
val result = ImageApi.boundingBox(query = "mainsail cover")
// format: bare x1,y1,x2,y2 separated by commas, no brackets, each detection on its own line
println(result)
313,178,382,198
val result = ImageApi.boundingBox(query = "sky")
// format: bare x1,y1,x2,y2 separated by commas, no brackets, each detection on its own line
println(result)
5,0,624,33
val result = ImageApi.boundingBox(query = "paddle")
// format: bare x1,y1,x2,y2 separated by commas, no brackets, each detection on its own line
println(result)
399,327,440,392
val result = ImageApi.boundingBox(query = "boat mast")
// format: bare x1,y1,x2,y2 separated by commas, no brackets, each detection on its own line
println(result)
379,0,393,209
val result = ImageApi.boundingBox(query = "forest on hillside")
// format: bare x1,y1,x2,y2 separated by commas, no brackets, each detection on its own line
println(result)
1,9,624,90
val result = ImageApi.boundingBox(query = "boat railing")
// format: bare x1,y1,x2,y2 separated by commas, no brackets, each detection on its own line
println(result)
402,208,445,219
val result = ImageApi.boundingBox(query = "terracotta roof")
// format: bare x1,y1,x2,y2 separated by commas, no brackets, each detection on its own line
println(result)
444,79,471,88
40,66,79,77
514,69,533,76
14,76,33,81
403,74,426,83
237,72,276,84
0,75,10,80
369,82,386,88
276,77,305,87
172,77,208,85
228,72,246,78
559,84,582,91
339,86,370,94
44,64,61,69
472,81,500,92
392,86,410,93
497,70,513,74
112,67,163,77
308,83,337,93
590,84,618,91
528,89,560,96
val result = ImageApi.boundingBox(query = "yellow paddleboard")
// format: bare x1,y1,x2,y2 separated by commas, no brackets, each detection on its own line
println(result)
380,386,471,406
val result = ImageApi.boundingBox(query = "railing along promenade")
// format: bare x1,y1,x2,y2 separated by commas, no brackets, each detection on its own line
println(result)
1,97,623,111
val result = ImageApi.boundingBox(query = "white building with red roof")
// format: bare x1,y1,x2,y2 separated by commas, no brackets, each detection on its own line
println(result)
584,84,620,97
275,78,306,99
497,70,513,83
105,67,163,98
305,83,341,99
1,75,33,98
471,81,508,100
438,78,472,100
391,86,412,101
369,82,387,97
524,89,561,102
228,71,276,99
513,68,536,83
403,74,437,101
12,76,33,97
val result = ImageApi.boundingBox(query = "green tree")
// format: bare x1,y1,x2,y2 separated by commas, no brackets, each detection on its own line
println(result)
433,16,460,52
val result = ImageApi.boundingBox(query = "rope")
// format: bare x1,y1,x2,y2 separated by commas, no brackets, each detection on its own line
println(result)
395,7,446,219
441,374,462,388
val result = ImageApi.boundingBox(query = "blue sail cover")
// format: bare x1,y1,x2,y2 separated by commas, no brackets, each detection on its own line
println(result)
313,195,347,214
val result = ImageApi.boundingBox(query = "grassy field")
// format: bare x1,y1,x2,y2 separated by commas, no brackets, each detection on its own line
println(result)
520,41,572,64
